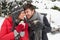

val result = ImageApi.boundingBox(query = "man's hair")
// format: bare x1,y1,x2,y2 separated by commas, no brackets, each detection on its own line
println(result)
23,4,35,10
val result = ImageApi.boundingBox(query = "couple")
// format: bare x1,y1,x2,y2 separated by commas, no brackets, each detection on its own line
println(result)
0,4,51,40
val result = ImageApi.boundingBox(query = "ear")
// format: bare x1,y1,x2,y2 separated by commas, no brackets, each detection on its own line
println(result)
32,10,35,14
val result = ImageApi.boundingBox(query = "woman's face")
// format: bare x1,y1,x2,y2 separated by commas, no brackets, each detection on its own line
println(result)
18,11,26,20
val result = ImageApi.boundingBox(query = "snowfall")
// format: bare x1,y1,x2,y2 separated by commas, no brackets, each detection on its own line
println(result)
0,0,60,40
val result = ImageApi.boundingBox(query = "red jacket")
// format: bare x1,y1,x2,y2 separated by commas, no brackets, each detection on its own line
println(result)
0,16,29,40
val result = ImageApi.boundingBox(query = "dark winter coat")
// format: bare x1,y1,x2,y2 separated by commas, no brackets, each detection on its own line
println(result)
28,12,51,40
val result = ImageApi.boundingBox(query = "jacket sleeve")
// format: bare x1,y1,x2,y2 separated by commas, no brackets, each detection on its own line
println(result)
43,16,51,33
0,18,15,40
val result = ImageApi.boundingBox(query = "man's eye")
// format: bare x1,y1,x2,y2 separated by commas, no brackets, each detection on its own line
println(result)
27,11,28,13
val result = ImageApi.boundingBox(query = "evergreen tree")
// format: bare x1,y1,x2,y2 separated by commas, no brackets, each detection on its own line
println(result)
2,0,7,16
51,6,60,11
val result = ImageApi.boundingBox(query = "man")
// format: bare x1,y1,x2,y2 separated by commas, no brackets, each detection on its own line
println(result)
23,4,51,40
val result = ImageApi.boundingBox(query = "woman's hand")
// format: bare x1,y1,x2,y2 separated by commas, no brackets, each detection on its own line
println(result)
20,31,25,37
19,21,25,28
15,21,26,33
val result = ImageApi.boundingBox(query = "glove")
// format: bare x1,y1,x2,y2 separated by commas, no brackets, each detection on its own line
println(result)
20,31,25,37
14,30,25,40
14,21,26,40
14,30,20,40
19,21,25,28
15,21,26,33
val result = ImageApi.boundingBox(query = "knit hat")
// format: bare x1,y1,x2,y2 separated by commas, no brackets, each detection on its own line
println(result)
11,5,24,31
11,5,24,19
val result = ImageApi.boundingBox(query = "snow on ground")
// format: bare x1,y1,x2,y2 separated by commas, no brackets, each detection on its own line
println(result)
46,9,60,40
0,17,5,30
47,33,60,40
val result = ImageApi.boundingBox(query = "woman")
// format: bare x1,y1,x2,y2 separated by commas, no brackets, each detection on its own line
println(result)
0,5,29,40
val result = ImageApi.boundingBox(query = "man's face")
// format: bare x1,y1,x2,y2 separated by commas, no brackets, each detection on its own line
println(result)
25,9,34,19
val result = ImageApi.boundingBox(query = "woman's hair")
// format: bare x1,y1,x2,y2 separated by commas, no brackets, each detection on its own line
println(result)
11,5,24,31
